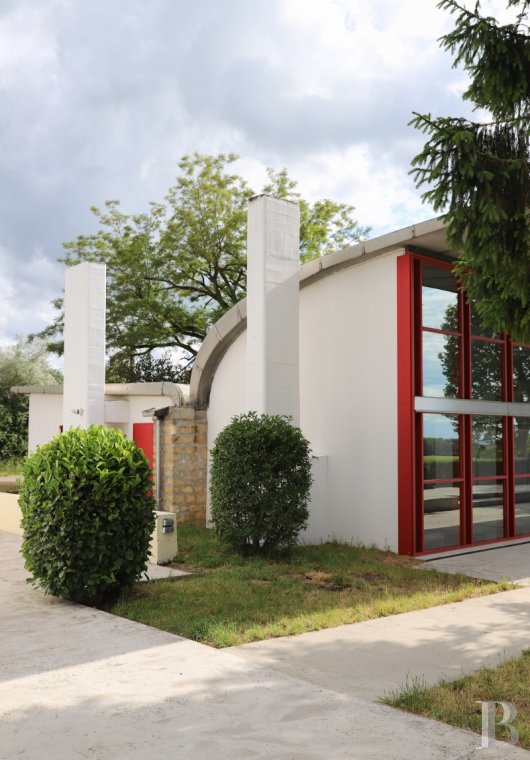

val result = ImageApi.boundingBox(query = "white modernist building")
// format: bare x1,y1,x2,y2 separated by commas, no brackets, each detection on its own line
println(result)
14,381,189,454
190,198,530,556
16,196,530,556
13,260,189,492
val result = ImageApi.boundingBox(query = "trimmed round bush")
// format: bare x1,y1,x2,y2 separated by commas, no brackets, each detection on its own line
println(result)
210,412,312,553
19,426,155,605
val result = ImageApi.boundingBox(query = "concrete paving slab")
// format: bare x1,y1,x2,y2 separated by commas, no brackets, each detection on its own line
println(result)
142,563,191,580
0,529,190,583
421,541,530,585
1,532,528,759
0,530,34,584
229,587,530,703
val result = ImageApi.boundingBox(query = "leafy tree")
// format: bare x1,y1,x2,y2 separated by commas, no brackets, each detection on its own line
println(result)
262,167,369,262
410,0,530,340
0,340,62,461
106,350,191,384
35,153,369,372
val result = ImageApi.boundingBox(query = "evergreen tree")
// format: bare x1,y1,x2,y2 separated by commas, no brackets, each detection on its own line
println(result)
411,0,530,340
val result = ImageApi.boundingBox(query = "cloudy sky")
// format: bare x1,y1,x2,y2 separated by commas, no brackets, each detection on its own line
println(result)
0,0,509,348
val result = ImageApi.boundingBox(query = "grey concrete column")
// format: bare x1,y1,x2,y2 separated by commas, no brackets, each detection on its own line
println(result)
246,195,300,425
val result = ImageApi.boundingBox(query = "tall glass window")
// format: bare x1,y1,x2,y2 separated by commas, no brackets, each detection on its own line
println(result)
422,265,459,330
470,305,505,401
514,417,530,535
471,416,505,542
413,256,530,552
471,416,504,477
421,264,460,398
472,480,505,542
471,340,503,400
513,345,530,402
423,414,461,550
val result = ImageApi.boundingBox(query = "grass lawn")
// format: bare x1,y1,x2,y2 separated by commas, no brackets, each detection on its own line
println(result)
383,650,530,750
112,525,510,648
0,459,23,477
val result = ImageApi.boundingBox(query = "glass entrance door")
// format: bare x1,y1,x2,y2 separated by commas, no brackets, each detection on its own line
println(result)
422,413,462,550
420,411,509,551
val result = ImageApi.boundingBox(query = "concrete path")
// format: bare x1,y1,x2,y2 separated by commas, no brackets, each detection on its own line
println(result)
421,541,530,585
230,541,530,702
1,532,528,759
229,586,530,701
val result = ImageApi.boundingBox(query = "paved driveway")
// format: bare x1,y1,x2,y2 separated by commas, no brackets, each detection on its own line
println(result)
1,532,528,759
421,541,530,584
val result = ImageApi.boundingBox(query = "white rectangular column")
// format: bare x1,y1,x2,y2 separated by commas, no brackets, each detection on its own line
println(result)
246,195,300,425
62,262,106,430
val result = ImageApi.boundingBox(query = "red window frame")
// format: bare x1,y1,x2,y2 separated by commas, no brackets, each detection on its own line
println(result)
397,250,530,554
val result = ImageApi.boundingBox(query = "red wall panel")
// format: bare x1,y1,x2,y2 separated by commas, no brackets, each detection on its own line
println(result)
132,422,154,471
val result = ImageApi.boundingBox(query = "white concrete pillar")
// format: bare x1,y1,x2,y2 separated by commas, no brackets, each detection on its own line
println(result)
62,262,106,430
246,195,300,425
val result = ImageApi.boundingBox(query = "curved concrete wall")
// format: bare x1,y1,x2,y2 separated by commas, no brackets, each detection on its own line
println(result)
207,250,400,550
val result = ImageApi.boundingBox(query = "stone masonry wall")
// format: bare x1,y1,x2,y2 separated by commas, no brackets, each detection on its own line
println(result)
155,407,207,524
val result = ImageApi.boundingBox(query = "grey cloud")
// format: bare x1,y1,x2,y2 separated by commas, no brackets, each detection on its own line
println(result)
0,0,466,343
177,9,471,162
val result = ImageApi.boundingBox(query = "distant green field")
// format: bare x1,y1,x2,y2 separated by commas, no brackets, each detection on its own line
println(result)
0,459,23,477
423,456,458,463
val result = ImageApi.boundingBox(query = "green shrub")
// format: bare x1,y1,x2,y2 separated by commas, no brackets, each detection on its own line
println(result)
19,426,155,605
210,412,312,553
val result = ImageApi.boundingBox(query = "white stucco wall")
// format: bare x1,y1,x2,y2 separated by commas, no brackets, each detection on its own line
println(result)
208,335,248,451
207,250,399,550
299,251,399,549
28,394,63,451
27,393,171,450
206,333,248,522
121,396,171,439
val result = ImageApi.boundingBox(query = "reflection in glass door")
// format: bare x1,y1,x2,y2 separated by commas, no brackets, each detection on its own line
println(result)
471,481,505,542
419,412,511,550
471,417,505,542
422,413,462,550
